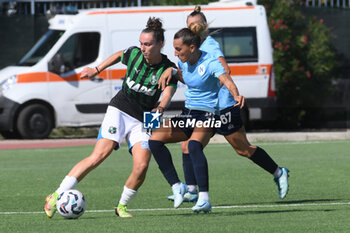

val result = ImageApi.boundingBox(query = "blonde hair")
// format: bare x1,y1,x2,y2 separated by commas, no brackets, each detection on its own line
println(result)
188,22,209,42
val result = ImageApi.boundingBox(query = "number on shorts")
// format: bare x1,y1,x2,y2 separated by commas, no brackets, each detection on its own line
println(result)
220,111,231,124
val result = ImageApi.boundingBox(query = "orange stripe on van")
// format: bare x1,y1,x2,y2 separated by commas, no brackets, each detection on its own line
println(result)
47,72,109,82
16,70,124,84
17,71,109,83
16,65,270,84
17,72,47,83
229,64,272,76
108,69,127,79
87,6,254,15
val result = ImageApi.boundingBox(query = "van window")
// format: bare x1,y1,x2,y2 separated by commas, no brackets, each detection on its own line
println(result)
18,30,64,66
54,32,100,73
209,27,258,63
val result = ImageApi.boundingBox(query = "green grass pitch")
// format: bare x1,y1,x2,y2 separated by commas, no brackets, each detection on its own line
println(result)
1,140,350,232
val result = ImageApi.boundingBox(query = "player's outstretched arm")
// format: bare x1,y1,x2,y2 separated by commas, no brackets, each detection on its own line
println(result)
80,50,124,79
158,68,184,90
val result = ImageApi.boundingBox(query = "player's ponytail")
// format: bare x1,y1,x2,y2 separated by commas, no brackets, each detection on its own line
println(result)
142,17,165,43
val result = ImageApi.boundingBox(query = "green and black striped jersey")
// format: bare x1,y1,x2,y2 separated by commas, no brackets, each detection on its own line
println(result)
109,46,178,122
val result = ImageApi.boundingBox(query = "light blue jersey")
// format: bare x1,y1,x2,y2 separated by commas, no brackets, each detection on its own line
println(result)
178,51,225,113
200,36,237,111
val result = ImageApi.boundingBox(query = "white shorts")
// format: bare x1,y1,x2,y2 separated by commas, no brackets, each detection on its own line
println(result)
97,106,150,151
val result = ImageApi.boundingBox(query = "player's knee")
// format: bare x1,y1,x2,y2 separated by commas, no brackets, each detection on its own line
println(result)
235,146,255,158
181,141,189,153
235,148,250,158
133,161,149,175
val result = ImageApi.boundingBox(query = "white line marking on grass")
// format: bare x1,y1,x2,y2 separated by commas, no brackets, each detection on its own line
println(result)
2,202,350,215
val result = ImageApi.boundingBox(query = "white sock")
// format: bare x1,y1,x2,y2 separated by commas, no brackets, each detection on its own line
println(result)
273,167,282,178
119,186,137,206
198,192,209,201
187,185,197,193
55,176,78,195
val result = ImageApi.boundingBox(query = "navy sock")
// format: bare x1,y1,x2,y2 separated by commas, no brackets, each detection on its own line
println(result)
250,147,278,175
182,153,197,185
188,140,209,192
148,140,180,186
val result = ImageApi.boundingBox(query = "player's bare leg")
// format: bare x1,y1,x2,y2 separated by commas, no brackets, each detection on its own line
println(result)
116,142,151,217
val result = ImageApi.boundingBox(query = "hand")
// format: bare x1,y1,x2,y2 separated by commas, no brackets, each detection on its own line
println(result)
233,95,245,109
151,106,165,116
158,68,173,90
80,67,98,79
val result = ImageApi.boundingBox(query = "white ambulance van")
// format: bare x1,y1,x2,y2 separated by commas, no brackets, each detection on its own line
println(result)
0,0,276,139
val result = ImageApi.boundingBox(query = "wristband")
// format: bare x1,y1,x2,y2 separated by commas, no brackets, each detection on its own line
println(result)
95,66,101,74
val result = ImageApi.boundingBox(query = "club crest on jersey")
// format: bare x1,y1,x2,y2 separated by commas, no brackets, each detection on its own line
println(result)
150,75,158,85
198,64,206,76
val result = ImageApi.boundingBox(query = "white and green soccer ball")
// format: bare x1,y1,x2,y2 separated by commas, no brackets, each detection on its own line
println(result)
56,189,86,219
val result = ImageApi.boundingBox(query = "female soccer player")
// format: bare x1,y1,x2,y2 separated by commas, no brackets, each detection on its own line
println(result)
148,24,244,213
44,17,178,218
163,6,289,204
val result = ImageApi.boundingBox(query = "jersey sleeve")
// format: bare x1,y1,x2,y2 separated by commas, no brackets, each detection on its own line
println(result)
121,46,138,65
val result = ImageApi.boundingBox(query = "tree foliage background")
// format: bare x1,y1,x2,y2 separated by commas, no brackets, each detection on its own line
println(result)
260,0,337,128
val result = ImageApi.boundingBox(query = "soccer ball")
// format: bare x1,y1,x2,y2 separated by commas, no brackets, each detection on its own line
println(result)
56,189,86,219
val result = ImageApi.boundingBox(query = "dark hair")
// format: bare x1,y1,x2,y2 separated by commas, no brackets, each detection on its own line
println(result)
142,17,165,43
187,5,207,24
174,28,201,48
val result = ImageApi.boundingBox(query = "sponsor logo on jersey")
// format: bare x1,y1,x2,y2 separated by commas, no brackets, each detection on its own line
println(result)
126,76,156,96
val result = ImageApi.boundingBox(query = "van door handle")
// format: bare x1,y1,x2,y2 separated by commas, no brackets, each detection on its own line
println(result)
90,76,104,82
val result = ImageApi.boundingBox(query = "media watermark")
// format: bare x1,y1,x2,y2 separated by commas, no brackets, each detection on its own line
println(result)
143,110,222,129
143,110,162,129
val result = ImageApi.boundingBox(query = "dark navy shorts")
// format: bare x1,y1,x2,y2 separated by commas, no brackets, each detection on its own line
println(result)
171,107,216,138
216,105,243,136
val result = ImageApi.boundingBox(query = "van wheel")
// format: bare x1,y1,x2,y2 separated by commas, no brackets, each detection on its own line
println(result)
17,104,54,139
0,130,20,139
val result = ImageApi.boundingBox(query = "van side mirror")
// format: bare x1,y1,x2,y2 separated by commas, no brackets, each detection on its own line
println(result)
48,53,65,75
